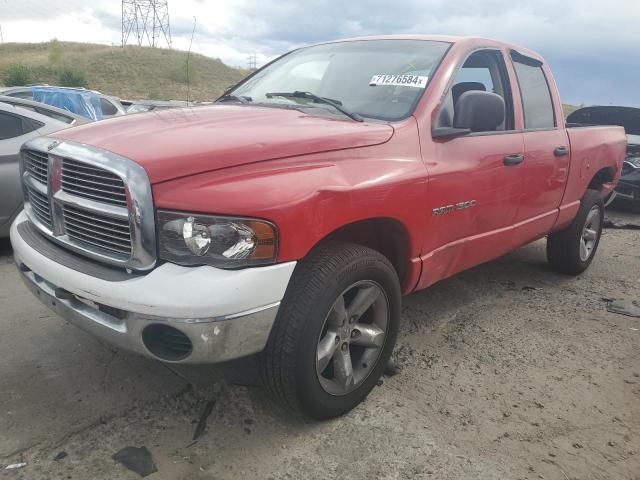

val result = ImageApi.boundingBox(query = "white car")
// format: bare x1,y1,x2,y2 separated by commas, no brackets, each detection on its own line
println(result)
0,86,126,118
0,96,89,237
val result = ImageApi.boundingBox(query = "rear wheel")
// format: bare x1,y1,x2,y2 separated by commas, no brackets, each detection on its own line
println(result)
547,189,604,274
261,242,400,419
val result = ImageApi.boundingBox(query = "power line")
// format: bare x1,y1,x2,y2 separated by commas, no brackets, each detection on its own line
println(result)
121,0,172,48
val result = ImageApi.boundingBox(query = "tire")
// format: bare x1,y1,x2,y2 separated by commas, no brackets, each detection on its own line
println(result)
261,241,401,419
547,189,604,275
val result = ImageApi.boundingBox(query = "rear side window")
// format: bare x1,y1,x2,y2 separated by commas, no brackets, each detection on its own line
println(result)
511,53,555,129
0,111,42,140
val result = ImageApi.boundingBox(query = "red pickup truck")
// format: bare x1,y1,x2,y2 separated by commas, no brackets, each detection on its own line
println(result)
11,35,626,419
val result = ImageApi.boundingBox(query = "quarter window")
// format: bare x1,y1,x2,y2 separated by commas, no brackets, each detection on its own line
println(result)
100,98,119,116
0,111,41,140
511,53,555,129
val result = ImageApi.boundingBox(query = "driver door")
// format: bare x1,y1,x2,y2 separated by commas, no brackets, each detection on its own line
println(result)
418,48,525,288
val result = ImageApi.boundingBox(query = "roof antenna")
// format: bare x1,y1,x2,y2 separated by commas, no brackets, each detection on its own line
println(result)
186,16,197,105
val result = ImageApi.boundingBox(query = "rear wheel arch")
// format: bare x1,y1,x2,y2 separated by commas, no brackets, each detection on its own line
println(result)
588,167,615,191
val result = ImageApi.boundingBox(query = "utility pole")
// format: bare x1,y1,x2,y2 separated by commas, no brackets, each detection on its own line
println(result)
0,25,4,43
121,0,172,48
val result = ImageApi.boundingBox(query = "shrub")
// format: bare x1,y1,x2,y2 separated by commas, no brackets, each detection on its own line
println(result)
4,64,34,86
48,39,64,64
58,67,88,88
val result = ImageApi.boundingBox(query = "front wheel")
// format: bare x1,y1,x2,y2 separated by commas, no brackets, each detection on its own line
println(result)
261,242,400,419
547,189,604,275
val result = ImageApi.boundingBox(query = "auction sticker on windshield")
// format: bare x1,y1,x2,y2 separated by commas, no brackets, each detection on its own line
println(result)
369,74,428,88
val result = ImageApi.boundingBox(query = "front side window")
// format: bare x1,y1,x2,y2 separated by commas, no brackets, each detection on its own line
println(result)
451,49,514,131
511,53,555,129
432,49,514,133
229,40,451,121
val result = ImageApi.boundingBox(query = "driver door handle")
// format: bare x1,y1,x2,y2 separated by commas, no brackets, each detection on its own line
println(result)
504,153,524,166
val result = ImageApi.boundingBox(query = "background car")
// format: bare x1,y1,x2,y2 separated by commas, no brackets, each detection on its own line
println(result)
567,106,640,210
125,99,194,114
0,97,89,237
0,85,126,118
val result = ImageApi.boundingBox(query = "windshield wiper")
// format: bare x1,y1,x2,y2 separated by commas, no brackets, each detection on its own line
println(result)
265,91,363,122
216,94,252,104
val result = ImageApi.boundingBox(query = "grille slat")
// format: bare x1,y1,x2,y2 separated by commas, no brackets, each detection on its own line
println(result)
64,228,131,255
64,212,130,235
64,218,131,245
66,225,131,250
62,159,127,207
30,198,51,219
61,184,128,206
26,185,52,228
24,151,49,185
62,176,126,191
63,205,132,255
62,207,132,230
62,165,126,184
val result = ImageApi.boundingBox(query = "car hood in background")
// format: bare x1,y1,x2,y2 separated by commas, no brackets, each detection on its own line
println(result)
51,105,394,184
567,106,640,136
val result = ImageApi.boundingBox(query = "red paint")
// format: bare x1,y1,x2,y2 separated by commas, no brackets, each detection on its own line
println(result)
51,36,627,294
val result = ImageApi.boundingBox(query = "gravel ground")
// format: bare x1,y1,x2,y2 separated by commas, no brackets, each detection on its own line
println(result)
1,209,638,480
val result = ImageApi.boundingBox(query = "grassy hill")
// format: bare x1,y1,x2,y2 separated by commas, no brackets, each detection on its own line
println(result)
0,41,250,102
0,41,583,115
562,103,580,117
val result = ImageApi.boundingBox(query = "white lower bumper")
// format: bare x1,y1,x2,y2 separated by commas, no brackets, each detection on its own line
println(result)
10,212,296,363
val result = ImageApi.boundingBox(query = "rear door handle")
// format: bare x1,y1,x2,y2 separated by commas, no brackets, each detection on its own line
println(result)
554,146,569,157
503,153,524,166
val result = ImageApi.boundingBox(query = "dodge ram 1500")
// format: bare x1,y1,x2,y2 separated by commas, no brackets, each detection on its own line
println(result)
10,35,626,419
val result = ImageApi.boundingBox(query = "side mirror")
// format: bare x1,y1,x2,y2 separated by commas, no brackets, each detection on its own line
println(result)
453,91,505,132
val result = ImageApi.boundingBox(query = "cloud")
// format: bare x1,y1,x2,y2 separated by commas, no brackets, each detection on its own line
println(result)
0,0,638,105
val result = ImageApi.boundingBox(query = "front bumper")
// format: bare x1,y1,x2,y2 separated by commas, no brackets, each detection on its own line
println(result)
10,212,296,363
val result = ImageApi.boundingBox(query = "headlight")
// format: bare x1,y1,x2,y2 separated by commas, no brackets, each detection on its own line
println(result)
157,211,277,268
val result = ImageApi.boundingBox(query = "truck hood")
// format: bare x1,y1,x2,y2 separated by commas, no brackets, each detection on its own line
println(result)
50,104,394,184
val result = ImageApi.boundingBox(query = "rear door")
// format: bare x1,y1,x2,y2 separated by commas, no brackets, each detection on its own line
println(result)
510,52,570,239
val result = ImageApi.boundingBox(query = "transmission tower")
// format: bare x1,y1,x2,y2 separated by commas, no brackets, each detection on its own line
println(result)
247,54,257,70
122,0,172,48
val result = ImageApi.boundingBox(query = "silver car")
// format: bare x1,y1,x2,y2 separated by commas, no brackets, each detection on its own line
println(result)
0,97,88,237
0,86,126,118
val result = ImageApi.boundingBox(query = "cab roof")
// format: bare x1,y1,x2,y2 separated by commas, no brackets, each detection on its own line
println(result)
320,34,545,63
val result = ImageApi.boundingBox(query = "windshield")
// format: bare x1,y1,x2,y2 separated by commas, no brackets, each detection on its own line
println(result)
230,39,451,121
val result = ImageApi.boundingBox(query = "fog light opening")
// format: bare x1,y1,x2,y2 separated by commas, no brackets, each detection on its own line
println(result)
142,324,193,362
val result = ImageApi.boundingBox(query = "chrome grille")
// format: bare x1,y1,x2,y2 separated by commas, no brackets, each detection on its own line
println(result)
62,159,127,207
26,184,52,227
20,138,157,271
24,150,49,185
63,205,132,256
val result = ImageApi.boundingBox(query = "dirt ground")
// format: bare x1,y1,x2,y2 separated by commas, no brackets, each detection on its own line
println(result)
1,208,638,480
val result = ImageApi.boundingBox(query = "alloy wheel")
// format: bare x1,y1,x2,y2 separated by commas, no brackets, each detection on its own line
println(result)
580,205,601,261
315,280,389,395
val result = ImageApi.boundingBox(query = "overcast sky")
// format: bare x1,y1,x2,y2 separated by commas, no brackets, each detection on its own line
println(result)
1,0,638,106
